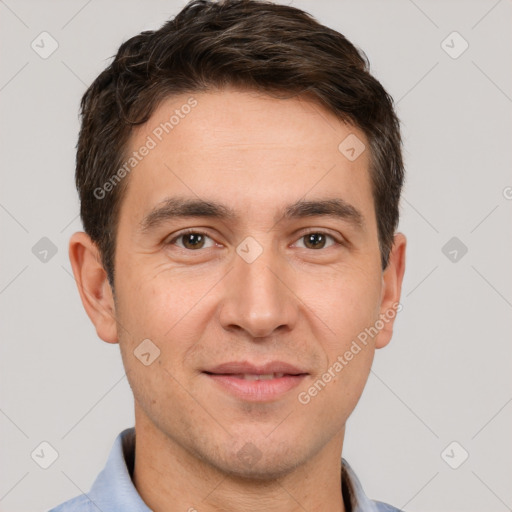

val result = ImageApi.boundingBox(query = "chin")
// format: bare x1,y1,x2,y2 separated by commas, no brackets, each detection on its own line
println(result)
220,456,302,482
208,439,306,482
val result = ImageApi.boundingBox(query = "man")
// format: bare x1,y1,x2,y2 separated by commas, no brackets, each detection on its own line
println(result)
50,0,406,510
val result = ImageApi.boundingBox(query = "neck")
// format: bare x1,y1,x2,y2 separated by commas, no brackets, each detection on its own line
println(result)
132,406,347,512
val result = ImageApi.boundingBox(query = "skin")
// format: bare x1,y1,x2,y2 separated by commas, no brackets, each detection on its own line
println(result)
69,88,406,512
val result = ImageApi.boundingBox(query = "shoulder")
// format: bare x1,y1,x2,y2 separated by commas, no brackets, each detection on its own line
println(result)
372,500,404,512
47,493,98,512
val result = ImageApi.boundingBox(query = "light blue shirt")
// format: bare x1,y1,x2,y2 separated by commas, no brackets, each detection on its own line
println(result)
48,427,402,512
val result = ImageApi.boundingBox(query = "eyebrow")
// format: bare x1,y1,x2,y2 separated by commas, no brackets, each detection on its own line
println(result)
138,196,365,234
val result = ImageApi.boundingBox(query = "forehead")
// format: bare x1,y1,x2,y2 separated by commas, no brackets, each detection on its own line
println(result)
119,88,375,231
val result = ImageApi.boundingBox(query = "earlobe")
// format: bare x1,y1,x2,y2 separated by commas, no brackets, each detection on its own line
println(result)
68,231,119,344
375,232,406,349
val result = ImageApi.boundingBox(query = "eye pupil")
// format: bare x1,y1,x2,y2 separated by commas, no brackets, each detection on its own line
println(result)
304,233,326,249
183,233,204,249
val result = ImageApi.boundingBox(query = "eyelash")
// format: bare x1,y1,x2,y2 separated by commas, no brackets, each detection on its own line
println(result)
167,229,343,251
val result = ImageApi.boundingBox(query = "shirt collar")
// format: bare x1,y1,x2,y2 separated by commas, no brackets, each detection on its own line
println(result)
88,428,150,512
88,427,380,512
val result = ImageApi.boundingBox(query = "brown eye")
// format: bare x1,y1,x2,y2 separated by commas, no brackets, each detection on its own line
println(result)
295,232,337,250
169,231,215,250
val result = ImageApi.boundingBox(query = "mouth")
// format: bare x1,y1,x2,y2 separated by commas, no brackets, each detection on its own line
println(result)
204,372,301,380
202,361,309,402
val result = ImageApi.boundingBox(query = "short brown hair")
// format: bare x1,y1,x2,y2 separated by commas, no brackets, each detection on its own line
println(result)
76,0,404,288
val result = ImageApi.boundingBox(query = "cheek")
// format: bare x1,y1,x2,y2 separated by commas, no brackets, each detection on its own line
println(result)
114,265,226,397
114,271,197,419
293,265,381,399
295,262,382,343
115,261,209,339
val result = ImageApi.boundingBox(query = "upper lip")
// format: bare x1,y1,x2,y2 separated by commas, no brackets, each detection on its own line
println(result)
203,361,308,375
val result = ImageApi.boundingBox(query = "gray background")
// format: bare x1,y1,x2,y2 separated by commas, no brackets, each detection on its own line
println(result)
1,1,511,511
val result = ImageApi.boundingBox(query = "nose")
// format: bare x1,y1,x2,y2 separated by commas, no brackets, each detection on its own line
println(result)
218,242,298,339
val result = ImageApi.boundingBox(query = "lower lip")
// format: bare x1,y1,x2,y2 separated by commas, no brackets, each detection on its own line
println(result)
204,373,307,402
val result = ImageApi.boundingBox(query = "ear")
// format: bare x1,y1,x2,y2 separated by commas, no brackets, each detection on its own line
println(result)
375,232,406,349
68,231,118,344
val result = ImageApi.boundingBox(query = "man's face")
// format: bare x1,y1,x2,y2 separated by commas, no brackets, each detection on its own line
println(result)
110,89,398,478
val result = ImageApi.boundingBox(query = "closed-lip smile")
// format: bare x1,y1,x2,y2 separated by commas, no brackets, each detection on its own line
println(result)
203,360,309,402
